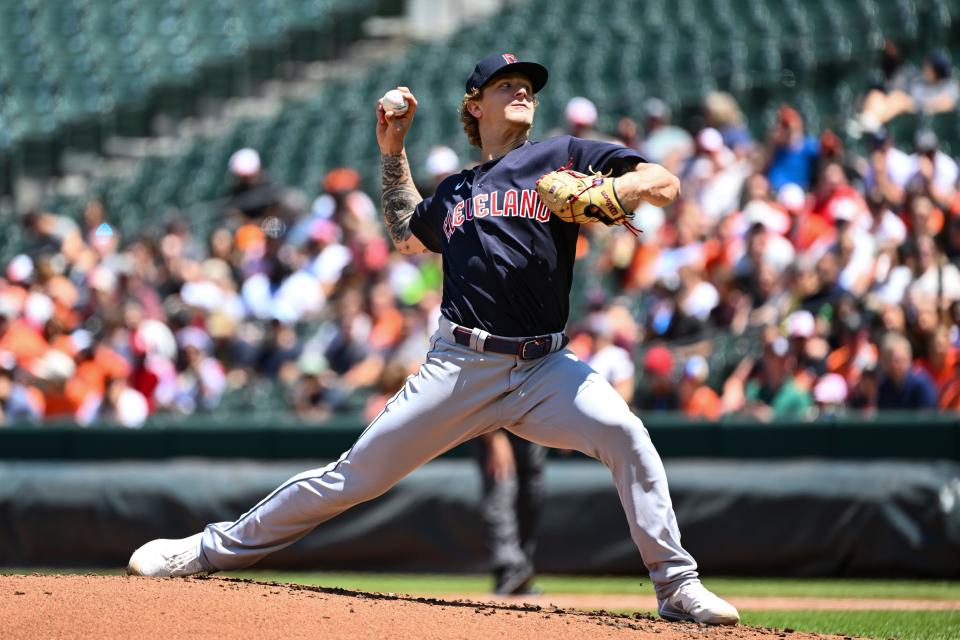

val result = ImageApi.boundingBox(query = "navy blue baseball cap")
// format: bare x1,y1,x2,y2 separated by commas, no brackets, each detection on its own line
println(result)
465,53,548,95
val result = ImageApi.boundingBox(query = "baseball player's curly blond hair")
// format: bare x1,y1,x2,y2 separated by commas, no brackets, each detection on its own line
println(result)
459,88,484,149
460,87,539,149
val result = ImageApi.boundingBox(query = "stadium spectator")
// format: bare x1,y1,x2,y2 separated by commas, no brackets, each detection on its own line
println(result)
313,287,383,391
827,303,877,387
918,325,957,392
739,173,791,237
865,128,914,206
583,313,635,403
636,345,678,411
734,221,794,293
552,96,619,143
766,104,820,191
907,129,959,211
703,91,753,156
173,327,226,413
680,127,750,223
88,375,150,428
9,47,960,429
877,332,937,410
423,145,462,190
0,352,42,424
906,234,960,304
741,334,813,422
812,373,848,418
873,39,916,95
864,187,907,250
811,161,869,227
678,355,721,421
21,209,81,256
225,148,280,221
640,98,693,172
785,309,827,382
615,116,642,151
853,51,959,132
777,182,831,253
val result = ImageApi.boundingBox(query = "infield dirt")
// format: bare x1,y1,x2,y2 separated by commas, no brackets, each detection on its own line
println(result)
0,574,865,640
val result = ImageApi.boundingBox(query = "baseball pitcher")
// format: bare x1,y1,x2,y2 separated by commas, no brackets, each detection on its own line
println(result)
128,53,739,626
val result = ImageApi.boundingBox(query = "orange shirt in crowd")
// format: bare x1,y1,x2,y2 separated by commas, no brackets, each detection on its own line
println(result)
566,333,594,362
939,375,960,410
826,342,879,386
791,212,834,253
918,350,958,391
682,385,723,421
1,319,49,364
369,308,404,351
900,206,945,236
43,377,92,418
625,242,660,291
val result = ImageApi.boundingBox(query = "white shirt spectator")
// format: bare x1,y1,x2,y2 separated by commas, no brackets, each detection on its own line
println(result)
309,243,352,286
655,243,705,282
175,357,227,413
180,280,246,321
868,206,907,247
681,280,720,321
731,233,796,277
738,200,791,236
642,126,694,165
80,386,151,428
865,146,915,190
872,264,914,305
242,269,324,324
909,262,960,302
909,151,959,194
685,152,752,223
836,232,877,294
115,388,149,428
756,234,796,276
588,344,635,387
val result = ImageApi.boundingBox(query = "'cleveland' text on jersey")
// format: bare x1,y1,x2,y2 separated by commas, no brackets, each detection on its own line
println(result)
442,189,552,239
410,135,644,337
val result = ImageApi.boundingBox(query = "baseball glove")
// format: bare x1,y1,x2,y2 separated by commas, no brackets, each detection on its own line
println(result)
535,166,641,235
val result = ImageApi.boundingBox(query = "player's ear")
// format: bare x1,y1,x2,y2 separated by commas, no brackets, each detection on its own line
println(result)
467,100,482,119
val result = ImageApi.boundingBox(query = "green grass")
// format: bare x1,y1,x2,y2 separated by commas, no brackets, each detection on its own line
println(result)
740,610,959,640
226,571,960,600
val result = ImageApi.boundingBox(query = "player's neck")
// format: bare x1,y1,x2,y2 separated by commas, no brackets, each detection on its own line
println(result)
479,129,529,162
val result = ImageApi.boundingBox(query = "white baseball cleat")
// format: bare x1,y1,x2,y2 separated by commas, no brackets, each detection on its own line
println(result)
658,580,740,625
127,532,209,577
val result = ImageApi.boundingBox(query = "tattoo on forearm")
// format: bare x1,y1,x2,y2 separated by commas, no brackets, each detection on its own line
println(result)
381,151,423,247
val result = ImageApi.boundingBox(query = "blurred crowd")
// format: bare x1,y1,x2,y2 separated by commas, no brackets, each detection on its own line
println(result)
0,45,958,426
0,160,443,427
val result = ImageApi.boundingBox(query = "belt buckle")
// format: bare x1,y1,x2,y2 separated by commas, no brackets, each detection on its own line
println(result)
520,337,550,360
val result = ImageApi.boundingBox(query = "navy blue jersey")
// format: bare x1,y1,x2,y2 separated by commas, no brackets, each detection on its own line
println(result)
409,135,644,337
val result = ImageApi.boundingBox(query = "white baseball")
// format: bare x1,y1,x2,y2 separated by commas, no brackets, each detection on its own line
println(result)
381,89,408,115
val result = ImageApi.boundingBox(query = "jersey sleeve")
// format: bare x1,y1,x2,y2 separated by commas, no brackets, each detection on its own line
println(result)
408,195,444,253
567,136,647,176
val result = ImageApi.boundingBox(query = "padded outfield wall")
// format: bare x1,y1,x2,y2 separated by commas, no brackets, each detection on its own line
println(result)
0,413,958,577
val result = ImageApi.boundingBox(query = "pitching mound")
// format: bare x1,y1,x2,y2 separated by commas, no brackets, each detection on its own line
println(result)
1,574,847,640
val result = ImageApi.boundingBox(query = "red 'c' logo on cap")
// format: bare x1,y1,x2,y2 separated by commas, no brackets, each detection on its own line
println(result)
501,53,518,64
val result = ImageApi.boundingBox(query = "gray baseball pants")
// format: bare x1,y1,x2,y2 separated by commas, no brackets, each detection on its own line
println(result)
200,317,699,599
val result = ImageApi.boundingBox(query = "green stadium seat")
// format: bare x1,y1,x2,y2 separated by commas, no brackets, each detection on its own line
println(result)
1,0,392,193
13,0,955,261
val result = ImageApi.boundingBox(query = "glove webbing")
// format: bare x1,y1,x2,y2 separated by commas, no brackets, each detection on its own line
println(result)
554,161,642,237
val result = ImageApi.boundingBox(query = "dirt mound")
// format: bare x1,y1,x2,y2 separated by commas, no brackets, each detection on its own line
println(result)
1,575,847,640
